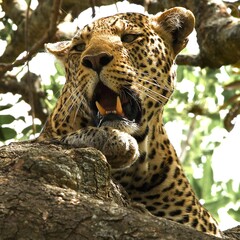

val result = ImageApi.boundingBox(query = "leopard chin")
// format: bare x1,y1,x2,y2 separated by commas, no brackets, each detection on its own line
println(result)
97,114,139,134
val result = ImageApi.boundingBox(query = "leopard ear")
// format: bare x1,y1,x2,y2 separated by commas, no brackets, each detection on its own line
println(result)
45,41,71,61
151,7,195,56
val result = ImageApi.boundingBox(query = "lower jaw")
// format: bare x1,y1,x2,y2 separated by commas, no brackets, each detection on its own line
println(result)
98,119,139,135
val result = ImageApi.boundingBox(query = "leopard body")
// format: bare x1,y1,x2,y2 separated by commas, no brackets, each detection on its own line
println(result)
38,7,222,237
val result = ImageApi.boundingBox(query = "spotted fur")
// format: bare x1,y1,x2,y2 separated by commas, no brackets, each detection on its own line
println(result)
37,7,222,237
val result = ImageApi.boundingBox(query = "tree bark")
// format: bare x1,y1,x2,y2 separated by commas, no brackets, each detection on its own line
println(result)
0,142,238,240
149,0,240,68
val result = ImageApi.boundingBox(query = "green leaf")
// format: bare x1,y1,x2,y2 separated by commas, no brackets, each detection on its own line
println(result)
228,208,240,221
191,178,202,199
18,116,25,122
205,196,230,213
201,158,214,201
0,104,13,111
55,62,65,76
21,124,42,136
0,115,15,125
0,127,17,141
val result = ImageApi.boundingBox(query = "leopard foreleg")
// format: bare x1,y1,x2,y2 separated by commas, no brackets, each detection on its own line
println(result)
58,127,139,169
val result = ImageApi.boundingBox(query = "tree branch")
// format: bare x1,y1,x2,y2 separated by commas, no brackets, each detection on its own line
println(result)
0,142,238,239
0,73,48,123
176,54,202,66
0,0,62,68
152,0,240,68
1,0,28,26
2,0,240,70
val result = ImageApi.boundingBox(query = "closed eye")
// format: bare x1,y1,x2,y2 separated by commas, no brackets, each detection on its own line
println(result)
121,34,141,43
71,43,86,52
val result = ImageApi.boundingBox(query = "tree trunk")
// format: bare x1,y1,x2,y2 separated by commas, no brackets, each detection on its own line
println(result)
0,142,239,239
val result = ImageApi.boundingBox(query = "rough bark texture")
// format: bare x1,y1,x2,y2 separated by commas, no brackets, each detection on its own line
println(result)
0,142,238,240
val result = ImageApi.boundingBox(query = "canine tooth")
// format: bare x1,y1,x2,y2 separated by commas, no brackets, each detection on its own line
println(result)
116,96,124,116
96,101,106,116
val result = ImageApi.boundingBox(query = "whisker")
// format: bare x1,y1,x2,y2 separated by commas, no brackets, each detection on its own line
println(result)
133,81,170,102
72,92,84,124
72,86,91,125
60,84,80,110
138,76,171,92
130,67,172,92
123,85,163,105
61,84,88,124
122,86,142,112
138,88,163,104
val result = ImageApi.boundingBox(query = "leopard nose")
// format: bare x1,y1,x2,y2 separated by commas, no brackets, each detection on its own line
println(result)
82,52,113,73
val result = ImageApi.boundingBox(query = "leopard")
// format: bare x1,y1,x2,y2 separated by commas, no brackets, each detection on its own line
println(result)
37,7,222,237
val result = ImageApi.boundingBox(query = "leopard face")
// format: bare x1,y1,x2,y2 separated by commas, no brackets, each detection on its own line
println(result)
42,8,193,139
73,13,174,133
38,7,222,237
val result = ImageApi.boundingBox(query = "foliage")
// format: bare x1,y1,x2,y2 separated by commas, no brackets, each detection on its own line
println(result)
164,65,240,226
0,104,17,141
0,95,42,142
221,68,240,131
0,60,64,143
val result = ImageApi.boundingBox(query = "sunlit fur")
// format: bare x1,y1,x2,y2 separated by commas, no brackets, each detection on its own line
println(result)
38,8,222,237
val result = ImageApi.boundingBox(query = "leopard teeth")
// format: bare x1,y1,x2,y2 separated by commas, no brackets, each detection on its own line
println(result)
95,97,124,116
116,96,124,116
95,101,106,115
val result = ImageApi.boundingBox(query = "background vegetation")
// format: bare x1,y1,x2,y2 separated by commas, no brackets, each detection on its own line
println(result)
0,0,239,230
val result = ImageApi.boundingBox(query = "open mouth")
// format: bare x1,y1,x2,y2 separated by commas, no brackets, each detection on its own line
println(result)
91,82,141,127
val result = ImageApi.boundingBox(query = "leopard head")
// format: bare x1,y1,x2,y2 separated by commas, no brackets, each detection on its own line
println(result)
46,7,194,137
